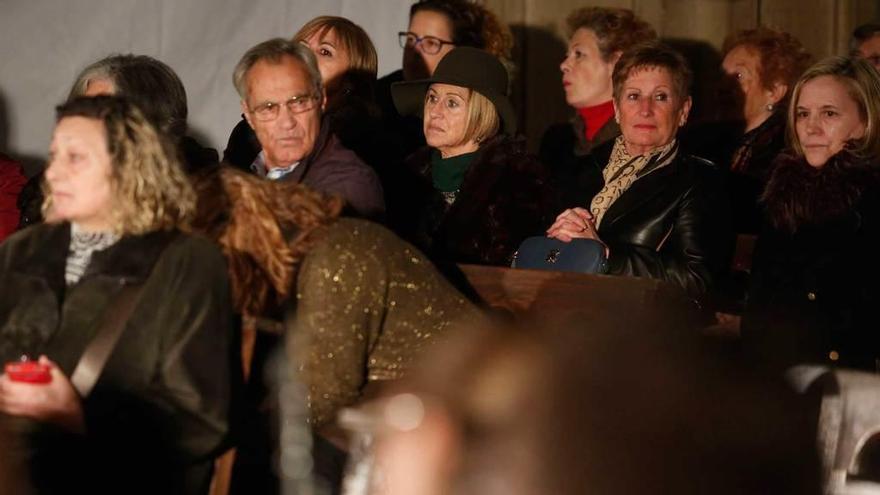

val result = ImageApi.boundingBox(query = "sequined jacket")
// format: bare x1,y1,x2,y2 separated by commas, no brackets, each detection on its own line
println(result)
287,218,479,427
0,223,239,494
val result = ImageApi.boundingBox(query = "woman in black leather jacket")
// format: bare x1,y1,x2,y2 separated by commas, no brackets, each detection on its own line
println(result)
547,43,730,300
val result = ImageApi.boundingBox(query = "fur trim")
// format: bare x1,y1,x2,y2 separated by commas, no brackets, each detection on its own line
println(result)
405,135,554,265
762,150,880,233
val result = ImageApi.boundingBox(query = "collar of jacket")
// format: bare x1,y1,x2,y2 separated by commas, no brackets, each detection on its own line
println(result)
585,138,710,231
763,149,880,233
571,112,621,156
417,134,531,205
287,118,336,184
15,222,179,285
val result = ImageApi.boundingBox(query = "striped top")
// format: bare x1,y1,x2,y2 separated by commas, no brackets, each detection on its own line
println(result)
65,223,119,286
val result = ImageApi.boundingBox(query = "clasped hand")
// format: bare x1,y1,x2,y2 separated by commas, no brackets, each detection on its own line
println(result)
0,356,85,433
546,207,610,257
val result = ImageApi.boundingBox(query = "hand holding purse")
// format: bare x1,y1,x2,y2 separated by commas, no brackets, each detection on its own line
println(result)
511,237,608,274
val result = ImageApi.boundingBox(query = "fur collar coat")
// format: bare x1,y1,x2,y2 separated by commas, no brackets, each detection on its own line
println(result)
743,150,880,371
400,134,555,266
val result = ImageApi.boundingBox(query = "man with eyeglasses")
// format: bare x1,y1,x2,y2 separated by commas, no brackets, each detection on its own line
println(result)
232,38,384,219
852,23,880,70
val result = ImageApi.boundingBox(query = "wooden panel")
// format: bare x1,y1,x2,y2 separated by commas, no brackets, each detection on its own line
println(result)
457,263,685,318
638,0,758,49
761,0,839,58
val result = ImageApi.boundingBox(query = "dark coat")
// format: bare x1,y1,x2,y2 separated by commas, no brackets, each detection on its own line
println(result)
375,69,426,159
565,140,731,300
742,151,880,372
0,223,239,495
539,114,620,209
681,112,786,234
398,135,554,266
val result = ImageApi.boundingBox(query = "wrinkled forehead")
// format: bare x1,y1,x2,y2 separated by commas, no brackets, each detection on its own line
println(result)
245,55,317,102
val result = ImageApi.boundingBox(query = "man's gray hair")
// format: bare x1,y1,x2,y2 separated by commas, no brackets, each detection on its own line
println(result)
68,54,189,140
233,38,323,102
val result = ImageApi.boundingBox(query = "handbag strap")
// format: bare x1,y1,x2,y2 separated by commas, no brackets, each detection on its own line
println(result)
70,283,144,398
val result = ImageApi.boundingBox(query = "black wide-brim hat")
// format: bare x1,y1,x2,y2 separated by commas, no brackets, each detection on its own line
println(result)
391,47,516,136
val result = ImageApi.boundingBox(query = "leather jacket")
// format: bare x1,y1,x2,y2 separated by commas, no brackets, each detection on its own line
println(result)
564,140,731,300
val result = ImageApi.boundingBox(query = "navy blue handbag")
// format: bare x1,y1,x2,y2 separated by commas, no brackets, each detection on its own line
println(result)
511,237,608,274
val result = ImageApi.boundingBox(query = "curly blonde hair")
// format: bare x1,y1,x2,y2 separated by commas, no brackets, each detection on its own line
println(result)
45,95,195,235
191,167,343,317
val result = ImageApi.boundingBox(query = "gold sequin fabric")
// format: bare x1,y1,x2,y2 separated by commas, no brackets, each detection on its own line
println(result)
287,218,480,427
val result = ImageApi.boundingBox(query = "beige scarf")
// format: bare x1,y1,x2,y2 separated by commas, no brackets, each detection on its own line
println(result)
590,136,679,228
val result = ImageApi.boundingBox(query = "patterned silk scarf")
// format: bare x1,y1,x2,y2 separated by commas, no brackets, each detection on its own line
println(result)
590,136,679,228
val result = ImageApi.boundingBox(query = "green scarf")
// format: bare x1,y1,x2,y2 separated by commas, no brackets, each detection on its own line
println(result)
431,149,478,193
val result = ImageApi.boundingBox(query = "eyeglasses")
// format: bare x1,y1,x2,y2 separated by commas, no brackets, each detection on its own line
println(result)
398,32,454,55
248,94,320,121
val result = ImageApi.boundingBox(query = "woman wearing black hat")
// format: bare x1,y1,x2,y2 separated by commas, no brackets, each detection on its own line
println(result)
391,47,554,266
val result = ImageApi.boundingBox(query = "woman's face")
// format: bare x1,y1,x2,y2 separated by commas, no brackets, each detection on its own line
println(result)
300,27,351,92
45,116,114,231
615,66,690,156
721,45,772,129
795,75,866,168
403,10,455,81
423,83,478,158
560,28,617,108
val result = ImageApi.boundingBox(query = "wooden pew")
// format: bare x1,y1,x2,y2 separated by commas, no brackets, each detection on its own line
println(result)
457,264,694,327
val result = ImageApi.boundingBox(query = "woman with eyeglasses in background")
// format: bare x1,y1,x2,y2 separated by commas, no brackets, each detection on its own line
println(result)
375,0,513,160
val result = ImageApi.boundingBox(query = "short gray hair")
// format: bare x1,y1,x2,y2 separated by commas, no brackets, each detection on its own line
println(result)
233,38,323,102
68,54,189,140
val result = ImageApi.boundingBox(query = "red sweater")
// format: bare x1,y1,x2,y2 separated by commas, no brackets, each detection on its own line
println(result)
577,100,615,141
0,154,26,242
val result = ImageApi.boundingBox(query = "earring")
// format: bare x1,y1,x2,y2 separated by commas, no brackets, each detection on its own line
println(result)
766,103,774,112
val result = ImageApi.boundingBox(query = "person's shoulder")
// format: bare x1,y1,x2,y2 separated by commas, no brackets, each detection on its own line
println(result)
158,230,227,270
679,152,718,170
480,135,546,177
0,223,66,269
3,222,62,248
315,134,371,169
314,218,395,247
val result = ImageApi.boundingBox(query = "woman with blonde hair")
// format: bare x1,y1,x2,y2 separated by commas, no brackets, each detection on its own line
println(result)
0,95,237,494
391,47,553,266
743,56,880,372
